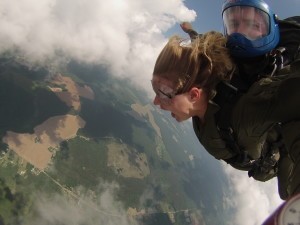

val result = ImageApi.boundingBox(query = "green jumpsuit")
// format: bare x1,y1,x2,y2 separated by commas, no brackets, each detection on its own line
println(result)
192,17,300,200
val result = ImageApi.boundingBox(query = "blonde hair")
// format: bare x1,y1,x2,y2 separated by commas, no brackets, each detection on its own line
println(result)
153,31,235,98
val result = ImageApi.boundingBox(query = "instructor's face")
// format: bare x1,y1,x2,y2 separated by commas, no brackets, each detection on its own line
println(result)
223,6,269,40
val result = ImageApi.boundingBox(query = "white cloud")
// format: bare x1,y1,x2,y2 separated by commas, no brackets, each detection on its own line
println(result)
29,182,139,225
0,0,196,93
222,163,283,225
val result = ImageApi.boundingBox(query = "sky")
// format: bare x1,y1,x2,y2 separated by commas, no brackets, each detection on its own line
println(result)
0,0,299,224
181,0,300,33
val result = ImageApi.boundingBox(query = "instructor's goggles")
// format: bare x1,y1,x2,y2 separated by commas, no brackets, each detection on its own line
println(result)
223,6,270,40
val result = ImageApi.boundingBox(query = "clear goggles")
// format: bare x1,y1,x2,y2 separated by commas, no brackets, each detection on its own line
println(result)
151,80,177,105
223,6,270,40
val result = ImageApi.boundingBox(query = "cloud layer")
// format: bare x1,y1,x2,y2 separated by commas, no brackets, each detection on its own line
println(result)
222,164,283,225
0,0,196,92
29,183,139,225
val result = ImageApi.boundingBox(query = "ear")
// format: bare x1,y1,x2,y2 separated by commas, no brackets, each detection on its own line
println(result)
189,87,202,102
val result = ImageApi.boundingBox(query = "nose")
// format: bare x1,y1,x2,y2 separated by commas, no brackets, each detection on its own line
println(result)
236,24,246,33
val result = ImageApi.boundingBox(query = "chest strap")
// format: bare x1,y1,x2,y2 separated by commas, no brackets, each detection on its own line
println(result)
213,80,284,173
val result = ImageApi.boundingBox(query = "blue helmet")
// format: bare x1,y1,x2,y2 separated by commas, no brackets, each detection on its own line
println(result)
222,0,280,57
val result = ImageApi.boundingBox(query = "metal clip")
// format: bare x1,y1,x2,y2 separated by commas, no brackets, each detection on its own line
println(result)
269,47,286,76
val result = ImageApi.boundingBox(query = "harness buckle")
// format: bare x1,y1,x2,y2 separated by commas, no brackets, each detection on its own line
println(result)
269,47,286,76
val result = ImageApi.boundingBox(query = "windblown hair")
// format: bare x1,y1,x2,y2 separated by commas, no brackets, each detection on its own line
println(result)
153,31,235,98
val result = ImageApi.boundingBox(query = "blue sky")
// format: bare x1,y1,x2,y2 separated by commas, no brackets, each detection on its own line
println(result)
173,0,300,34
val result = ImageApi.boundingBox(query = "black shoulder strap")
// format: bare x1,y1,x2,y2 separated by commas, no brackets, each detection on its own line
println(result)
213,82,242,155
283,16,300,24
213,82,256,168
278,17,300,62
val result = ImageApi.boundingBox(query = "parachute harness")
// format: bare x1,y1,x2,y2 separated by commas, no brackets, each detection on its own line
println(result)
269,47,286,76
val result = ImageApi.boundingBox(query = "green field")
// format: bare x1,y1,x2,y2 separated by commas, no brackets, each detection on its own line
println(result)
0,58,235,225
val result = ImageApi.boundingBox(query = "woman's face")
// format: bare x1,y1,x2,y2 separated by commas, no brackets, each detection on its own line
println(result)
151,75,207,122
